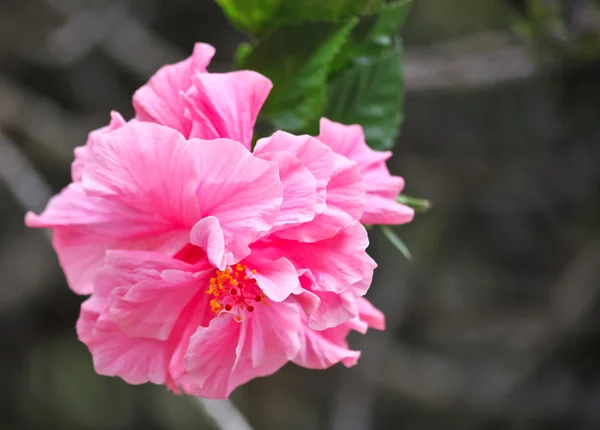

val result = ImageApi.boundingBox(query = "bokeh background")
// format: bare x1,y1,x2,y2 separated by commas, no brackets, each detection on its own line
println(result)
2,0,600,429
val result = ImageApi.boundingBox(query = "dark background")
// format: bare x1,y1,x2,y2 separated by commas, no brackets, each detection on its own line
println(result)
1,0,600,429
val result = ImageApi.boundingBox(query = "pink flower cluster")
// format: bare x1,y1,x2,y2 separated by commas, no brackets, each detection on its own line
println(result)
26,43,413,398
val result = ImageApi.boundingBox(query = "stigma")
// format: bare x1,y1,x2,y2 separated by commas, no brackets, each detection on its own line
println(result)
207,264,268,320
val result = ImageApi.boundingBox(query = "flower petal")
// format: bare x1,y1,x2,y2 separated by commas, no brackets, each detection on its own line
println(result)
361,194,415,225
190,216,226,270
133,43,216,136
270,221,376,296
244,250,299,302
185,70,272,149
182,301,301,399
191,138,282,265
356,297,386,331
72,111,126,182
274,153,365,242
254,131,333,213
255,151,317,231
77,298,171,385
99,251,211,341
83,121,200,228
318,117,390,170
293,320,360,370
307,291,357,331
25,183,189,294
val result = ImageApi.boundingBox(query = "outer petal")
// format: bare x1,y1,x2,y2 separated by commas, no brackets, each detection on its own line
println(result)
318,117,388,170
77,299,171,385
72,111,126,182
361,194,415,225
356,297,386,331
133,43,216,136
307,291,357,331
270,221,376,296
25,183,189,294
254,132,333,212
274,153,365,242
182,302,301,399
190,138,282,266
318,118,413,226
83,121,200,228
255,151,317,231
293,320,360,370
185,71,272,149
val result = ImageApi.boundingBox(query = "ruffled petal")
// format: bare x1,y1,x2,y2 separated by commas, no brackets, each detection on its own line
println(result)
269,221,376,296
133,43,216,136
255,151,317,231
293,320,360,370
244,250,299,302
77,299,171,385
361,194,415,225
83,121,200,228
191,138,282,265
274,153,365,242
100,251,211,341
182,302,301,399
25,183,189,294
72,111,126,182
185,71,272,149
254,131,333,213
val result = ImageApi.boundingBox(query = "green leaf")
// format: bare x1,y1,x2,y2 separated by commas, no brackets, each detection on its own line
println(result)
234,42,253,67
380,226,412,260
274,0,379,24
216,0,281,34
243,19,357,132
397,194,432,213
330,0,412,74
323,47,404,149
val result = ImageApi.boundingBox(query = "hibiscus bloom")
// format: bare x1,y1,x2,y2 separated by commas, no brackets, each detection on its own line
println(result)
26,43,388,398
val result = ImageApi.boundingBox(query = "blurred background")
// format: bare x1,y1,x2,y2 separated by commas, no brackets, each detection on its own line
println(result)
1,0,600,429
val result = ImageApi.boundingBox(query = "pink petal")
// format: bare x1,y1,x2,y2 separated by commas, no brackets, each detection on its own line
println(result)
361,194,415,225
77,299,171,385
25,183,189,294
133,43,216,136
356,297,386,331
318,118,413,226
83,121,200,228
100,251,212,341
271,221,376,296
254,131,334,213
72,111,126,182
255,151,317,231
185,71,272,149
189,217,226,270
307,291,357,331
182,301,301,399
291,271,321,315
318,117,390,170
244,250,299,302
191,138,282,265
274,153,365,242
293,320,360,370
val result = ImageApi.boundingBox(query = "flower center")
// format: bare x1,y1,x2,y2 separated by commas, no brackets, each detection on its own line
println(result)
207,264,268,319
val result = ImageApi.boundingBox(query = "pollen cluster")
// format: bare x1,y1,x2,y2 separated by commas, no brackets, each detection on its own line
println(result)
207,263,268,317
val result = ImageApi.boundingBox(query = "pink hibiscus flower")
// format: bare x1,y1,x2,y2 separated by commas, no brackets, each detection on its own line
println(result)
26,43,388,397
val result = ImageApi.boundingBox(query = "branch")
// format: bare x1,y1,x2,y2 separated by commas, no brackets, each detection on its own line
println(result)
194,398,255,430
